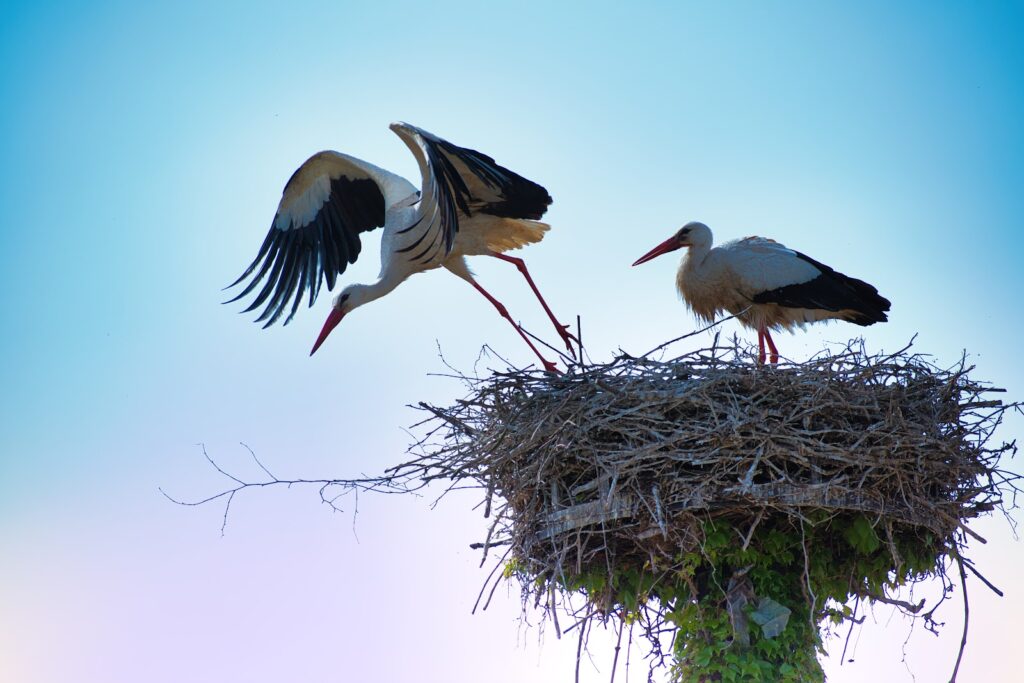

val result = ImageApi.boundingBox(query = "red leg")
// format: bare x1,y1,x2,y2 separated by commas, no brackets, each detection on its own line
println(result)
466,277,560,373
490,252,578,359
757,328,766,364
764,328,780,364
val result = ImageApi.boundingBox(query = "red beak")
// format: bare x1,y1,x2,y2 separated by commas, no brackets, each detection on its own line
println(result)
310,308,345,356
632,235,684,266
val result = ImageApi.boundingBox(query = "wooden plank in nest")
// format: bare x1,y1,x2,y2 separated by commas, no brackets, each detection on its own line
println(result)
538,496,637,540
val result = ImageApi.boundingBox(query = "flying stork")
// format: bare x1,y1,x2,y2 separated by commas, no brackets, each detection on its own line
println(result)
632,221,890,363
227,122,575,372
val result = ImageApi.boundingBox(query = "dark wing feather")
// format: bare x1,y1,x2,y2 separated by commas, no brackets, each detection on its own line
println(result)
393,123,552,257
752,251,891,325
227,151,415,327
432,135,552,219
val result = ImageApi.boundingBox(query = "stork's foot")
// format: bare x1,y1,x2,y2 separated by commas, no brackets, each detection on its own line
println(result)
555,323,580,359
540,358,561,373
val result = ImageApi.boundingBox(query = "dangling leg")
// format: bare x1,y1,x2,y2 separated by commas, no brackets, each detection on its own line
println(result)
489,252,578,358
763,328,780,364
465,277,559,373
757,328,767,364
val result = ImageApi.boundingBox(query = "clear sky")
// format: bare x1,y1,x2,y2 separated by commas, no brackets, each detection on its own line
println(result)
2,1,1022,681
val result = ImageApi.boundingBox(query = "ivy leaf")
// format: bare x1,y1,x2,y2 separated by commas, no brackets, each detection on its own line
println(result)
844,516,881,554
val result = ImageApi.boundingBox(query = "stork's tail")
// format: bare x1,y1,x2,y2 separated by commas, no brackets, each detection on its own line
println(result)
842,276,891,326
485,219,550,253
753,251,891,326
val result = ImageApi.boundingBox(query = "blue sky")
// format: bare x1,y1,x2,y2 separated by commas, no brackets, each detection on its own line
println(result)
2,2,1022,681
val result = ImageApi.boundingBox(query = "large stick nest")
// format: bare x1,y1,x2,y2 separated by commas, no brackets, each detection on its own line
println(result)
397,339,1020,672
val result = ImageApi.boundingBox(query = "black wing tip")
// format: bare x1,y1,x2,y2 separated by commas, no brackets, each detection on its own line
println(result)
223,263,265,302
848,307,890,326
753,269,892,327
476,169,552,220
412,126,553,221
224,273,247,291
849,293,892,326
843,278,891,325
228,174,386,328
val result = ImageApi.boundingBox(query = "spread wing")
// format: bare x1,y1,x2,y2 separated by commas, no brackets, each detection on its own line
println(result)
228,151,417,327
389,122,552,260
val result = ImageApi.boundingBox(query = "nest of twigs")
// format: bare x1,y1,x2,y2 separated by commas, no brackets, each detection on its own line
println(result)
397,340,1020,681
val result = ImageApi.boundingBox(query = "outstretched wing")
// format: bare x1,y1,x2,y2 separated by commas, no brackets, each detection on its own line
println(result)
228,151,417,327
389,122,552,259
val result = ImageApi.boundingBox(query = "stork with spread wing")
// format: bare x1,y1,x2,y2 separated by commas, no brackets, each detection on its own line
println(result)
228,122,574,372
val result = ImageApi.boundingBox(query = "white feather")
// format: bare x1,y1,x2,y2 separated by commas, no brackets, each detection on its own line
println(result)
712,237,820,295
273,151,417,232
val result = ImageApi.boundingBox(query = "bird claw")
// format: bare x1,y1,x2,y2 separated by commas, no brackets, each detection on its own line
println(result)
541,359,561,373
556,324,580,359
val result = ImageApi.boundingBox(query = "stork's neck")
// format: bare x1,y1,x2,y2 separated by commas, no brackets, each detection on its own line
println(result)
682,239,713,272
344,271,406,311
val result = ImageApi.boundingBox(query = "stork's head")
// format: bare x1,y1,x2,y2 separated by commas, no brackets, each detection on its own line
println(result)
632,221,712,266
309,285,364,356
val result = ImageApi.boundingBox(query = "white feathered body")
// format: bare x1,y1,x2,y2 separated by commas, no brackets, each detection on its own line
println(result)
676,229,888,332
231,122,557,328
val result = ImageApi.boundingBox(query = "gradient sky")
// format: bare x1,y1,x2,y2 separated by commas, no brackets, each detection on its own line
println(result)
2,2,1022,681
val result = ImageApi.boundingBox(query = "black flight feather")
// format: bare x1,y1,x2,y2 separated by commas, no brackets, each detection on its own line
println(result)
408,125,552,259
228,175,386,326
752,252,891,325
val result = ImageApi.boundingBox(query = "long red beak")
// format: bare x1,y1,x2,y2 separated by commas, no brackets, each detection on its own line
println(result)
310,308,345,356
632,236,683,266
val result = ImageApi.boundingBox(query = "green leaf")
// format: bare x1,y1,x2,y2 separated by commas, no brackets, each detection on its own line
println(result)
844,516,882,554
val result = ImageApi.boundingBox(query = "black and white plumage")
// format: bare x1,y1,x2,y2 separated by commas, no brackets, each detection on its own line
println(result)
228,122,574,370
632,221,890,363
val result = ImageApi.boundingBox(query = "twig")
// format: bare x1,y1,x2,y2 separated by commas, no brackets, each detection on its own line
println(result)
161,444,408,534
417,401,476,436
472,548,512,614
840,595,862,663
856,592,925,614
610,615,624,683
949,557,969,682
575,612,586,683
960,559,1003,596
240,441,276,480
638,306,751,358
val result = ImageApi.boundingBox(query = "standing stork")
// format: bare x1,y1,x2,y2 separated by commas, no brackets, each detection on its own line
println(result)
632,221,890,363
228,122,575,372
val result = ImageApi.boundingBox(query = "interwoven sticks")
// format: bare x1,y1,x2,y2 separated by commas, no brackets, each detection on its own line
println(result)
402,343,1011,566
394,341,1019,680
